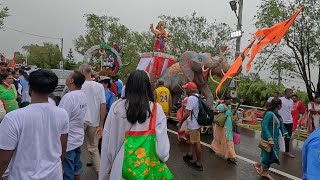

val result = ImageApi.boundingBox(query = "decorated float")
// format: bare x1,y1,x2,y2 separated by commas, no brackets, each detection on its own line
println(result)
83,43,122,76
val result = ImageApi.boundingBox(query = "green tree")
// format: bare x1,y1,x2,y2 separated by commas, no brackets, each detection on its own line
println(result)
255,0,320,100
65,48,76,70
13,51,26,64
237,74,285,107
22,43,62,69
159,12,232,57
0,4,9,29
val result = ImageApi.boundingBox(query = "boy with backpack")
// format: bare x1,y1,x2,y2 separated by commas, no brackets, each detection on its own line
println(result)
177,82,204,171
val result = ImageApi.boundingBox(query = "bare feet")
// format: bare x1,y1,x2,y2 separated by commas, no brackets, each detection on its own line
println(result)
253,163,261,176
284,152,295,158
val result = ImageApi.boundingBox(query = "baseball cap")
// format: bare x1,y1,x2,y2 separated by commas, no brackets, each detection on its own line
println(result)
182,82,197,89
98,76,110,82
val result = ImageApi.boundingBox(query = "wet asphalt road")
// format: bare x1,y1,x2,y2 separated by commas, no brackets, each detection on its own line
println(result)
81,121,303,180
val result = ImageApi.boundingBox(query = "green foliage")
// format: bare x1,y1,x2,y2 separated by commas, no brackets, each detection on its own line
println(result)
22,43,62,69
13,52,25,64
237,74,285,107
0,5,9,29
255,0,320,100
65,48,77,70
294,91,309,105
159,12,232,57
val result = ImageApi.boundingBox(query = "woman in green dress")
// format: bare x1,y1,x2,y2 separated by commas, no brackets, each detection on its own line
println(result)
0,72,18,112
211,95,237,163
254,98,289,179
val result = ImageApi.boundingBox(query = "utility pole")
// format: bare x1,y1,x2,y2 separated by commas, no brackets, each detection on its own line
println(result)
61,38,64,70
235,0,243,58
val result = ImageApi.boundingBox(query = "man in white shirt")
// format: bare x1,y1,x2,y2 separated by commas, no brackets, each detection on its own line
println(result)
0,69,69,180
79,64,106,174
59,71,87,180
278,88,295,158
177,82,203,171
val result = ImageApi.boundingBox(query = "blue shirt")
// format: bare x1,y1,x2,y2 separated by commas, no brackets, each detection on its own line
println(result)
105,89,116,113
19,76,29,92
302,129,320,180
116,81,123,96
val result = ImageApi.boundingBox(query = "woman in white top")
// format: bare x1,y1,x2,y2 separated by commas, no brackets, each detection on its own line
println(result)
99,70,170,180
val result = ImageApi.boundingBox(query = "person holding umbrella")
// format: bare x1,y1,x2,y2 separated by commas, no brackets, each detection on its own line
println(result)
254,98,289,180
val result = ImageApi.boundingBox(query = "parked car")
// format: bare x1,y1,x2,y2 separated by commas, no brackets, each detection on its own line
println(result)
50,69,73,98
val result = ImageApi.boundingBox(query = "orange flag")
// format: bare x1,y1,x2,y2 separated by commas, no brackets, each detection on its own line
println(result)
246,7,303,73
215,40,256,99
7,54,16,68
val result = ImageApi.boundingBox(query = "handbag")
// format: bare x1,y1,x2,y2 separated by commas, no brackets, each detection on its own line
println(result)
122,102,173,180
215,105,227,127
258,113,275,153
233,125,241,145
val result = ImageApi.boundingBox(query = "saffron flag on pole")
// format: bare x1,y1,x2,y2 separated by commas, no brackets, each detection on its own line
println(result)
7,54,16,69
246,7,303,73
215,7,303,99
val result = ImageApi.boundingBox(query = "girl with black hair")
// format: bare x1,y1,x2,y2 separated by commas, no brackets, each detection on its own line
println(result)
99,70,170,180
254,98,289,179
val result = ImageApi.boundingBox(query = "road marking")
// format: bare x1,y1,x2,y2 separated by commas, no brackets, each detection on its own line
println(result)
167,129,301,180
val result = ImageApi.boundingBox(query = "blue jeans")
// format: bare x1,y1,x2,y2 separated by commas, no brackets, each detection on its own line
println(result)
63,147,83,180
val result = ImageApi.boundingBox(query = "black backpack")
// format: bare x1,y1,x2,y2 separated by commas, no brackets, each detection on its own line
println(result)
191,95,214,126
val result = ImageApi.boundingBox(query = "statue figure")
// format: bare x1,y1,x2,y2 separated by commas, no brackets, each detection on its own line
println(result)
150,21,171,53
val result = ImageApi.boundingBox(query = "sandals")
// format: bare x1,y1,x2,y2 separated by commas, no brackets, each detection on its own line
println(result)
253,164,262,176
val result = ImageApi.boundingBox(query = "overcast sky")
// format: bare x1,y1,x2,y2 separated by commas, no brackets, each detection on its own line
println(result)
0,0,310,90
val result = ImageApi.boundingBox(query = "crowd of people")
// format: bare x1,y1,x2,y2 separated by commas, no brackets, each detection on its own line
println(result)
0,63,319,180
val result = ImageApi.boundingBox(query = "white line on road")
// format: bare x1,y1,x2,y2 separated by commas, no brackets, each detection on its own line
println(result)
167,129,302,180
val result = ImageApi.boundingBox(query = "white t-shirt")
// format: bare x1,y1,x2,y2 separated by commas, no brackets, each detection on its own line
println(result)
186,95,200,130
81,81,106,127
278,97,294,124
267,97,274,103
59,90,88,152
0,103,69,180
48,97,56,106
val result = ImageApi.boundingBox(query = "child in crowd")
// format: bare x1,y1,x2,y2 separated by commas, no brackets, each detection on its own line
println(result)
177,97,188,142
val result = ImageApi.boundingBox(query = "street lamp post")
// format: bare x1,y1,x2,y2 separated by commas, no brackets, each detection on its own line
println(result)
229,0,244,58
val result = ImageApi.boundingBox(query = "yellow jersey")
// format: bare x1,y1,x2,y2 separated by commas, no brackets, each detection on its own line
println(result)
155,87,170,115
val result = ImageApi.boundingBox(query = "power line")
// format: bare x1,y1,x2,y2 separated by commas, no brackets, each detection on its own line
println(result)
3,25,62,40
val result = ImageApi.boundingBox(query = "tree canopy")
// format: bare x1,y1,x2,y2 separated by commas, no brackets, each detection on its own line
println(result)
0,4,9,29
255,0,320,100
22,43,62,69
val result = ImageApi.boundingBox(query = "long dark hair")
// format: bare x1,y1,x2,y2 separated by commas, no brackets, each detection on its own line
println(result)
264,98,282,117
124,70,154,124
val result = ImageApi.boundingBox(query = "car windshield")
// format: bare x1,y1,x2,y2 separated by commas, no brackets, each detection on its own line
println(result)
51,69,73,79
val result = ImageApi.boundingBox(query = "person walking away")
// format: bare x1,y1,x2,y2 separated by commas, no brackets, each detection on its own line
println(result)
177,97,188,142
292,95,305,132
79,64,106,175
19,69,31,108
59,71,87,180
254,99,289,180
302,128,320,180
308,95,320,131
0,72,18,113
154,79,172,117
12,69,22,106
265,91,280,109
97,76,116,154
278,88,295,158
211,95,237,164
113,75,123,99
98,76,116,114
0,69,69,180
110,77,119,98
177,82,203,171
99,70,171,180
